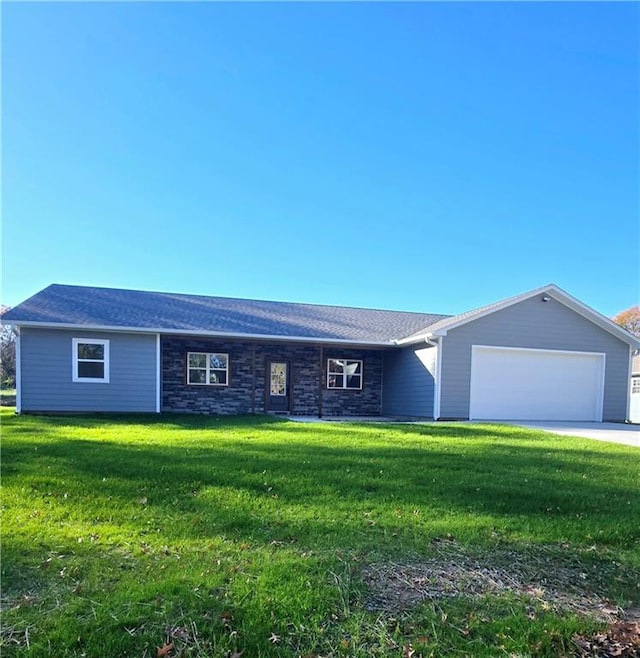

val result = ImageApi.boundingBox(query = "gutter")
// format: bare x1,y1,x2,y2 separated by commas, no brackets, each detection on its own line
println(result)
393,330,445,348
3,321,396,349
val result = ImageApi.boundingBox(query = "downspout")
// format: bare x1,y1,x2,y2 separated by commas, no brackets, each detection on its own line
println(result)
156,334,161,413
14,327,21,415
626,345,635,422
425,335,442,420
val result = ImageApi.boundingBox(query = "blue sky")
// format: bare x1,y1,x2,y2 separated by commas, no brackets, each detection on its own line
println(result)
2,1,638,317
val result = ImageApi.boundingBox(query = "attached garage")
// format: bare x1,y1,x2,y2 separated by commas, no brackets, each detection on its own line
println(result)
469,346,605,421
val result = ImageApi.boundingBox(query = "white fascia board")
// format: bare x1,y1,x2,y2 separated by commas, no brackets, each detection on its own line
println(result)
8,321,394,348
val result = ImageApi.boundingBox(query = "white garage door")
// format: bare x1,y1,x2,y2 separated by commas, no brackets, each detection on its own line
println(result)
630,376,640,423
469,346,605,421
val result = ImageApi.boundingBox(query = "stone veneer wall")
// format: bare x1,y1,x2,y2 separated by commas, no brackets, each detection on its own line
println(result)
161,337,383,416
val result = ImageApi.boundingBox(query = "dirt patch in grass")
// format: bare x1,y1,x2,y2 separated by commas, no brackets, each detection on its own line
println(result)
362,540,639,623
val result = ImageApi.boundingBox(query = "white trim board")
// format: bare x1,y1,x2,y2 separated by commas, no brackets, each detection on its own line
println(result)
15,328,22,414
156,334,161,413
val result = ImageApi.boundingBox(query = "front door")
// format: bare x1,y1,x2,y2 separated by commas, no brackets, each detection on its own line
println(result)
267,361,290,412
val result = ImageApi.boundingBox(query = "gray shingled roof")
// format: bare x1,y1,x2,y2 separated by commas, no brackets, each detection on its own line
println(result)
1,284,451,344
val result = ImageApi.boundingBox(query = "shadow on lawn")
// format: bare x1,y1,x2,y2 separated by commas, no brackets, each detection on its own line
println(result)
4,410,538,438
3,413,639,556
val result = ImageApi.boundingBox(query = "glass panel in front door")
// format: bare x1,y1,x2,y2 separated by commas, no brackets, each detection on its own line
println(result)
270,363,287,396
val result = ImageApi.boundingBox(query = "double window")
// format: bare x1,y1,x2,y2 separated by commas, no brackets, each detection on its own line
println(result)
327,358,363,390
72,338,110,383
187,352,229,386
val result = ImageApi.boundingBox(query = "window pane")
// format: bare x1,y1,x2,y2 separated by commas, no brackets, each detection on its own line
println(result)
78,361,105,379
189,353,206,368
209,353,227,369
78,343,104,360
345,361,361,375
270,363,286,395
209,371,228,385
345,374,362,389
328,359,344,374
188,368,206,384
328,374,344,389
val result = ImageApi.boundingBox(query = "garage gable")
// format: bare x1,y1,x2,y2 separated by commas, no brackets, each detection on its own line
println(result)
438,294,631,422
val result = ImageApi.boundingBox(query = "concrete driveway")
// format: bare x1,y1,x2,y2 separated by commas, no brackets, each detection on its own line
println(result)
505,421,639,447
289,416,639,447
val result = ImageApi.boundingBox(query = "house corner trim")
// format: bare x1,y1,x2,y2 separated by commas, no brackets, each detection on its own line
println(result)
156,334,161,413
15,328,22,414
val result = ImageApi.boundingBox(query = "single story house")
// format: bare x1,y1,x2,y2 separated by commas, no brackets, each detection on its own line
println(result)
2,283,639,422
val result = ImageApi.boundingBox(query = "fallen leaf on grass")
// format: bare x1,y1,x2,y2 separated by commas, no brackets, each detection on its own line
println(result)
573,620,640,657
403,643,415,658
169,627,189,641
156,642,174,657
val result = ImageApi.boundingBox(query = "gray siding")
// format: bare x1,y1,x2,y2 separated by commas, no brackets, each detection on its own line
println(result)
20,328,157,412
382,346,436,418
439,297,630,421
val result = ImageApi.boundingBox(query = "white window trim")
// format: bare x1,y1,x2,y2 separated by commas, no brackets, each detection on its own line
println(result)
72,338,110,383
187,352,229,386
326,358,363,390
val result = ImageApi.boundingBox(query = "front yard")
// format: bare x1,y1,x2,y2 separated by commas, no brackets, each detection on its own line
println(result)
1,409,639,657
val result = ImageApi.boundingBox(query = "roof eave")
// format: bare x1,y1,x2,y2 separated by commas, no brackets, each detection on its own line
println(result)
2,320,396,348
394,332,435,347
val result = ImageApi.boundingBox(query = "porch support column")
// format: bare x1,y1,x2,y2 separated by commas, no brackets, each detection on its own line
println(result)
251,344,256,414
318,346,323,418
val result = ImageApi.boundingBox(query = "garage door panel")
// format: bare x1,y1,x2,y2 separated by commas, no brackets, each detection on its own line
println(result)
469,346,604,421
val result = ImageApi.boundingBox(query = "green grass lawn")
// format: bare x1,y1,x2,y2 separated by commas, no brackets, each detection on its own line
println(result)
1,409,639,657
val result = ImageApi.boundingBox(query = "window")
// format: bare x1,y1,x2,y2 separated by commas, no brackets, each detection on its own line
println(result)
327,358,363,390
73,338,110,383
270,362,287,396
187,352,229,386
633,377,640,395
